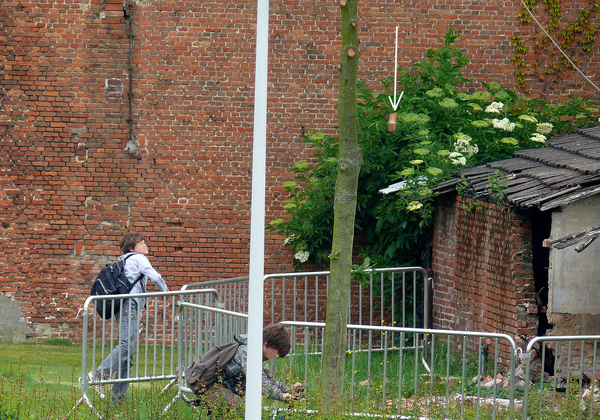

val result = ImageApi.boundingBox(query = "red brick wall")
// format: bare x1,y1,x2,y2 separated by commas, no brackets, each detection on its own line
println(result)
1,0,598,339
432,196,538,361
546,313,600,379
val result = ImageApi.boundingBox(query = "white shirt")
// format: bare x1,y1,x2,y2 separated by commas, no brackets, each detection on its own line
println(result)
120,252,168,308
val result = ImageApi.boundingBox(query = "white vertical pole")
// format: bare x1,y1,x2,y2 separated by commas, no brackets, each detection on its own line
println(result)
245,0,269,417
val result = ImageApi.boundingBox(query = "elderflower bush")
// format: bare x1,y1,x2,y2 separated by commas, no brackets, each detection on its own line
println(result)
384,81,566,222
269,28,599,270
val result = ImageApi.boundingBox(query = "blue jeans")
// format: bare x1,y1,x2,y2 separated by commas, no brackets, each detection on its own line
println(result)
97,299,139,399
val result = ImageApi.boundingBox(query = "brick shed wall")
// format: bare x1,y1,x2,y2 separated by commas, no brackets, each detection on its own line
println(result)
431,196,538,362
546,313,600,380
1,0,599,340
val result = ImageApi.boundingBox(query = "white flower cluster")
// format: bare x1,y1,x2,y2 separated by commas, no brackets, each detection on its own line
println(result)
530,133,547,143
284,234,296,245
294,250,310,263
492,118,515,132
519,114,538,123
453,133,479,158
449,152,467,166
536,123,553,135
407,201,423,212
485,101,504,113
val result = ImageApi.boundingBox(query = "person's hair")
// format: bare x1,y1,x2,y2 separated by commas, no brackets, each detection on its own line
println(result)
121,232,145,254
263,323,291,358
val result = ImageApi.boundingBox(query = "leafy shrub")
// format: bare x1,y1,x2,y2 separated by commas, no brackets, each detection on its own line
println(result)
269,28,599,271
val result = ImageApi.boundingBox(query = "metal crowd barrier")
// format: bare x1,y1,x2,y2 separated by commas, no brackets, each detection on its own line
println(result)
184,267,432,331
70,268,600,419
276,324,600,419
183,267,432,374
280,321,519,419
523,334,600,419
69,288,223,419
167,301,248,411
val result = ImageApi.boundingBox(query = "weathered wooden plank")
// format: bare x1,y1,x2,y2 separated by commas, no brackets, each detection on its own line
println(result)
550,223,600,251
459,166,494,176
579,126,600,139
540,185,600,211
549,137,600,150
488,158,545,173
505,179,544,195
506,185,549,202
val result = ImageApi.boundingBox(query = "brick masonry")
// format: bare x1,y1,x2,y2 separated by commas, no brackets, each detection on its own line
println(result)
1,0,599,339
544,313,600,379
431,195,538,363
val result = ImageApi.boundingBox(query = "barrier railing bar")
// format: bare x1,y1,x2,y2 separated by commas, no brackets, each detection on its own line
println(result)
592,341,598,417
523,335,600,419
79,289,221,394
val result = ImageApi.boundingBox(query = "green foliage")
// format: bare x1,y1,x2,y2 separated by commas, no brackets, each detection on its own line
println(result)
526,383,599,419
351,257,373,287
268,132,339,270
269,28,599,271
456,176,469,196
464,199,484,213
516,0,600,89
488,170,509,206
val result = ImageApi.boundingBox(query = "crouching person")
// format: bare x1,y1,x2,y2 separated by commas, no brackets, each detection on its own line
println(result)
185,323,303,418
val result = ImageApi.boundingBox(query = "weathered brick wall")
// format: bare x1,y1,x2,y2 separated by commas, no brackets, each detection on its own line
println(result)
1,0,598,340
545,313,600,380
432,196,538,363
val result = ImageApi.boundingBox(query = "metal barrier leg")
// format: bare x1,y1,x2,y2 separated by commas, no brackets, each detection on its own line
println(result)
162,390,181,414
65,396,85,420
160,377,181,414
160,377,178,394
66,392,103,420
420,333,431,373
164,391,200,415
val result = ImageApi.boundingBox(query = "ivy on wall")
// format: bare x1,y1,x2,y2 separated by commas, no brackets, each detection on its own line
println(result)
514,0,600,92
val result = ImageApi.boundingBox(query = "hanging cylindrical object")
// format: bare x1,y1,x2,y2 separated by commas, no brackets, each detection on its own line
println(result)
388,113,397,132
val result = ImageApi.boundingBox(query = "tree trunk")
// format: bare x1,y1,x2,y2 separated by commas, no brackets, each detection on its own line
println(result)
318,0,361,415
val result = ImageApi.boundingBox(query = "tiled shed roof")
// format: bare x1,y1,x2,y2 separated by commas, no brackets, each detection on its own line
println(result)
433,126,600,211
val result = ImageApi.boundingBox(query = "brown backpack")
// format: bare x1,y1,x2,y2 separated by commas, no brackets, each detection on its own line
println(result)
184,340,241,396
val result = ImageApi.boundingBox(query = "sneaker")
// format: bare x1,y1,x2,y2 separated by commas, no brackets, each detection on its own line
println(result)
86,371,106,399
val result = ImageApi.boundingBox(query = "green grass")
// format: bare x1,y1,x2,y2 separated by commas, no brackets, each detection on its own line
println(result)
0,340,195,419
2,340,600,419
274,344,505,417
0,340,81,397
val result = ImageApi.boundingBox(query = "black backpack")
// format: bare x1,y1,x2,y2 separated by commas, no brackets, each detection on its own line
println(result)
90,254,143,319
184,339,242,396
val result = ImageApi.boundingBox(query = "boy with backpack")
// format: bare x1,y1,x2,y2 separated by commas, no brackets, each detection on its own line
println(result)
88,232,169,402
185,323,303,415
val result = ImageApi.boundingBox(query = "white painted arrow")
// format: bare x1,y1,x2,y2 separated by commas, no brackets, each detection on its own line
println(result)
388,26,404,111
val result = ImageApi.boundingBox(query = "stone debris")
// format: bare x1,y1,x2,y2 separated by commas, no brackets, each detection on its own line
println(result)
471,373,508,388
455,393,523,410
582,385,600,404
